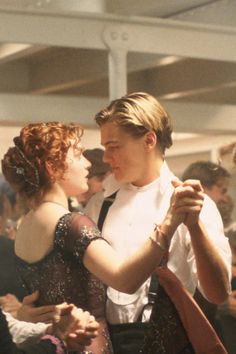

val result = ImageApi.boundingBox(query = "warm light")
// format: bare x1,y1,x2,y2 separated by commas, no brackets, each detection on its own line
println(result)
0,43,32,60
156,55,183,67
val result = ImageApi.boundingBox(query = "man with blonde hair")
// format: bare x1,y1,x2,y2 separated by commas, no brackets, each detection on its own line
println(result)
89,92,232,353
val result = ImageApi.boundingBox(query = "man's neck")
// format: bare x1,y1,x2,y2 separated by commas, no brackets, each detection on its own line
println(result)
131,159,164,187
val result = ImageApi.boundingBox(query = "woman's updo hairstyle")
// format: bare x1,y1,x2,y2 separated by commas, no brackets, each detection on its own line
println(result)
1,122,83,203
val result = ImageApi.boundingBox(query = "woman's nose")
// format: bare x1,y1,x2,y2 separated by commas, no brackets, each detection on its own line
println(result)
84,157,91,169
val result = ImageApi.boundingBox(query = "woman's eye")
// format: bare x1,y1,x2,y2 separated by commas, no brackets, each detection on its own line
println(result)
74,147,82,156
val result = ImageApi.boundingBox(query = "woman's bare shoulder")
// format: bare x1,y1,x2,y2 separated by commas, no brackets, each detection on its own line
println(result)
15,206,70,264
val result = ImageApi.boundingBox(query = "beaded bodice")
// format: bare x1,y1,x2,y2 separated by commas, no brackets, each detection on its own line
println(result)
15,212,113,353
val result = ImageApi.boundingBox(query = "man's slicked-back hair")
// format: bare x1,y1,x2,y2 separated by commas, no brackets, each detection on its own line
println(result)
95,92,173,154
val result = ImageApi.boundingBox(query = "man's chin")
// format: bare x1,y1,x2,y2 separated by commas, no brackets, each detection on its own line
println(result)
114,174,129,184
113,172,122,181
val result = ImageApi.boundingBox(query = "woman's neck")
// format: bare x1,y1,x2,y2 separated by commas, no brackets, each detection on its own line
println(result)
40,184,68,209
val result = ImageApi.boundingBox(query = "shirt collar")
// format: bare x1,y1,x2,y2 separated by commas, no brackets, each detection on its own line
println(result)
159,161,175,195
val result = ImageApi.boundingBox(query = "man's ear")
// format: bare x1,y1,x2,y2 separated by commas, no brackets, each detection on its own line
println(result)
144,131,157,150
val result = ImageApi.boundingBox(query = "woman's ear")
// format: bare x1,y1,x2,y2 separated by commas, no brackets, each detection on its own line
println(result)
144,131,157,150
45,160,58,183
45,160,54,176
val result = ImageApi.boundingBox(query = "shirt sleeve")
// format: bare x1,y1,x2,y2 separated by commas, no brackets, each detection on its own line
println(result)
0,309,62,354
187,195,232,295
4,310,49,346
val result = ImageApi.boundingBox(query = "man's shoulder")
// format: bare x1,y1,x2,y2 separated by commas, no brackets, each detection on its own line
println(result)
202,193,219,211
200,194,223,228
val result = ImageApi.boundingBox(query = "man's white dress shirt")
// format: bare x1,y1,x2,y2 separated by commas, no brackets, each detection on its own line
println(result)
86,162,232,324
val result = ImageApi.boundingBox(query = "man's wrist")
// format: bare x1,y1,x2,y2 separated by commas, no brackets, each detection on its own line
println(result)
186,220,201,233
156,225,170,250
161,212,179,237
149,224,170,252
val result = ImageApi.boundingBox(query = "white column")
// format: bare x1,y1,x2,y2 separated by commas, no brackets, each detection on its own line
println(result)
103,25,132,100
211,147,221,164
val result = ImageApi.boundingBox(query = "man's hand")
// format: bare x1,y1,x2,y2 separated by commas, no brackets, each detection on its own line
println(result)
17,291,58,323
161,178,204,238
171,179,204,228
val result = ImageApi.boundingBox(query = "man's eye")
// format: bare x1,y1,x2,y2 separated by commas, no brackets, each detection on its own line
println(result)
108,146,118,151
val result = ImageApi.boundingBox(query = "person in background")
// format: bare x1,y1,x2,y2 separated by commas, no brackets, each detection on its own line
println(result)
0,181,17,239
0,181,29,240
225,227,236,288
84,172,120,225
0,191,28,316
69,148,111,212
88,92,231,353
182,160,231,205
217,195,234,229
83,148,111,203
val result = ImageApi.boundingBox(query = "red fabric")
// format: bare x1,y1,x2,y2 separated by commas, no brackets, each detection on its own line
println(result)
155,267,227,354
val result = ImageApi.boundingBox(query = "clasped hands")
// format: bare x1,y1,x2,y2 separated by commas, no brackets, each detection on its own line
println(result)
51,302,99,351
16,290,99,351
161,178,205,238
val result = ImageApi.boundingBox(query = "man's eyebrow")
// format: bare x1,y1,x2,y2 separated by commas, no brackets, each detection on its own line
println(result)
103,140,119,147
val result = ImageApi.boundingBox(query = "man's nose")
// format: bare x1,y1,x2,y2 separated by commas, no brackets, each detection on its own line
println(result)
222,194,229,203
103,150,111,163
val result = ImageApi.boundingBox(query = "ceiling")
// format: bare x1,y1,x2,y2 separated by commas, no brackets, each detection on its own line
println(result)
0,0,236,172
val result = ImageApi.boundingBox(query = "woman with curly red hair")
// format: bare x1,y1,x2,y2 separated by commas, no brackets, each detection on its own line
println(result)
2,121,207,353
